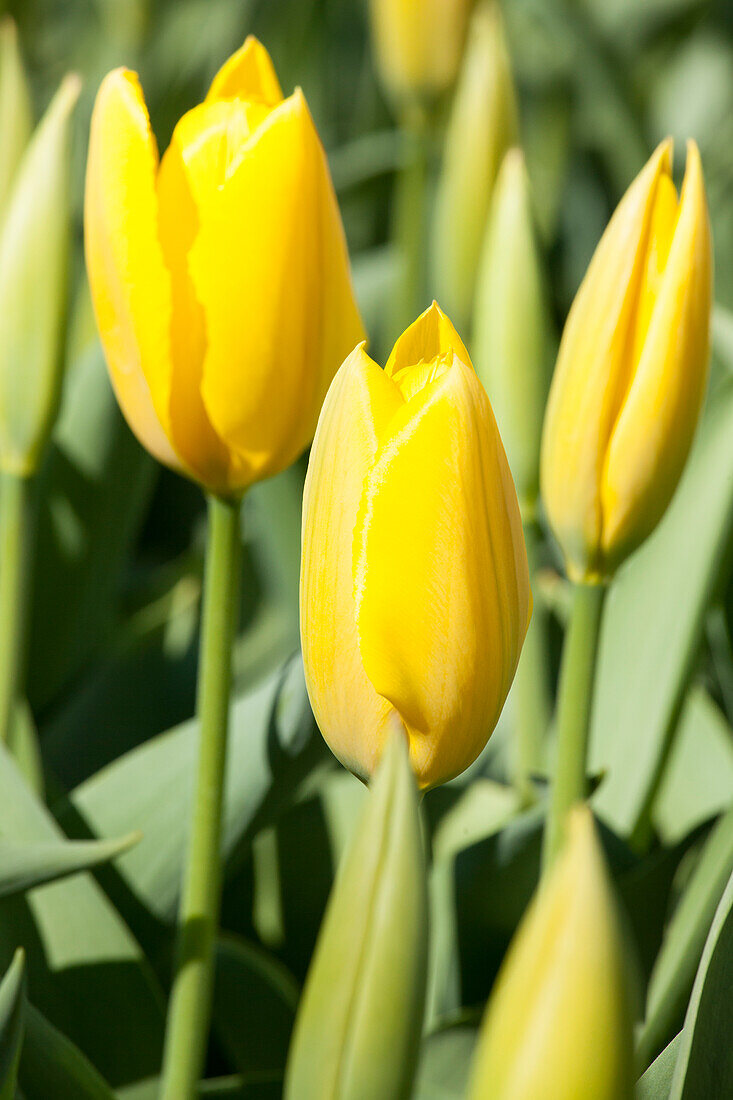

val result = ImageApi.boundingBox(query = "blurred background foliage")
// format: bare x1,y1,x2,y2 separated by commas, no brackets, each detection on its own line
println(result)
0,0,732,1096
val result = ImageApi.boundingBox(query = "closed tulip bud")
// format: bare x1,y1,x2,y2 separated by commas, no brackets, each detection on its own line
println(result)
300,302,531,791
369,0,472,104
473,148,549,509
541,140,712,581
85,37,364,498
284,730,428,1100
468,806,636,1100
0,19,32,219
0,73,80,476
432,1,518,332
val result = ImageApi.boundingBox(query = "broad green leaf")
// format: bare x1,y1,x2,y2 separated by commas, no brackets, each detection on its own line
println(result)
413,1021,479,1100
284,733,428,1100
0,741,165,1091
590,379,733,837
211,933,298,1083
0,832,139,899
652,689,733,845
19,1003,115,1100
0,949,24,1100
668,869,733,1097
62,655,320,924
637,1034,681,1100
7,701,43,798
639,806,733,1067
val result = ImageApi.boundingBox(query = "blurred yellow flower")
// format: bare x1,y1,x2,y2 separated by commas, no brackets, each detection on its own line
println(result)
541,140,712,581
84,37,364,497
300,302,531,790
369,0,473,103
468,806,636,1100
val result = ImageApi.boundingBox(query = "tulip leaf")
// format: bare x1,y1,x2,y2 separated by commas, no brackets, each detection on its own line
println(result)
639,805,733,1068
18,1003,115,1100
637,1034,682,1100
413,1021,479,1100
0,949,25,1100
668,868,733,1098
7,700,43,799
59,655,320,926
0,832,140,899
590,378,733,837
283,732,429,1100
0,740,165,1092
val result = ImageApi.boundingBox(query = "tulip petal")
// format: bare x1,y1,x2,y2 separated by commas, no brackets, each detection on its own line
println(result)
601,141,712,567
540,140,672,578
84,69,182,473
205,35,283,106
354,356,530,788
191,90,364,484
385,300,470,379
300,347,403,780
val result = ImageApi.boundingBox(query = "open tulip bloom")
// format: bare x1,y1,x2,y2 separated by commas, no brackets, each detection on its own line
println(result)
301,302,532,790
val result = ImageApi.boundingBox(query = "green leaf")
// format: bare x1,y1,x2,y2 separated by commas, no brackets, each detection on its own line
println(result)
0,740,165,1091
7,701,43,799
639,805,733,1066
590,379,733,837
0,949,25,1100
668,868,733,1097
637,1034,682,1100
18,1003,115,1100
0,832,140,899
61,655,320,925
652,689,733,845
413,1021,479,1100
284,732,428,1100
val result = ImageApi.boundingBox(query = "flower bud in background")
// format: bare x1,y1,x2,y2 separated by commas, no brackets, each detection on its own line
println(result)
467,806,636,1100
0,70,80,476
85,37,364,498
0,19,32,217
541,140,712,581
368,0,472,105
284,730,427,1100
473,148,550,510
431,1,518,333
300,302,531,791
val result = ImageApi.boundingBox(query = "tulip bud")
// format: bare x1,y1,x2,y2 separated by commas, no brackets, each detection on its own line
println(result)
300,302,531,790
473,148,550,509
85,37,364,498
0,74,80,477
0,19,32,219
368,0,472,105
284,729,428,1100
467,807,636,1100
431,1,518,332
541,140,712,581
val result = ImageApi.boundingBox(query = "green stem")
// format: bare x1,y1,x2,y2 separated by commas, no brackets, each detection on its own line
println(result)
390,103,431,341
160,494,242,1100
514,517,552,806
542,580,606,870
0,472,34,745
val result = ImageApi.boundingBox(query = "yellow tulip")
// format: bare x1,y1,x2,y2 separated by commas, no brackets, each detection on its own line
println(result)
467,806,636,1100
541,140,712,581
84,37,364,498
300,302,531,790
369,0,473,103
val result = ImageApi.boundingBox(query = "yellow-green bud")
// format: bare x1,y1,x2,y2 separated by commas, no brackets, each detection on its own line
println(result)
0,20,32,219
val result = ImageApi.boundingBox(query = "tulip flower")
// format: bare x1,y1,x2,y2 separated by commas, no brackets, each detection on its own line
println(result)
541,139,712,582
300,302,531,790
85,36,364,498
369,0,472,104
468,806,636,1100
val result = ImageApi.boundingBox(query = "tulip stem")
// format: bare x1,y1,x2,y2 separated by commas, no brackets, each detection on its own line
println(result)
160,493,242,1100
542,579,606,870
0,471,34,746
391,103,431,342
514,517,552,806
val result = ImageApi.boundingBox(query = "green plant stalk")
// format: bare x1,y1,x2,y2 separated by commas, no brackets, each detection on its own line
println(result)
0,472,34,745
390,102,431,342
542,579,606,869
514,516,552,806
160,494,242,1100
